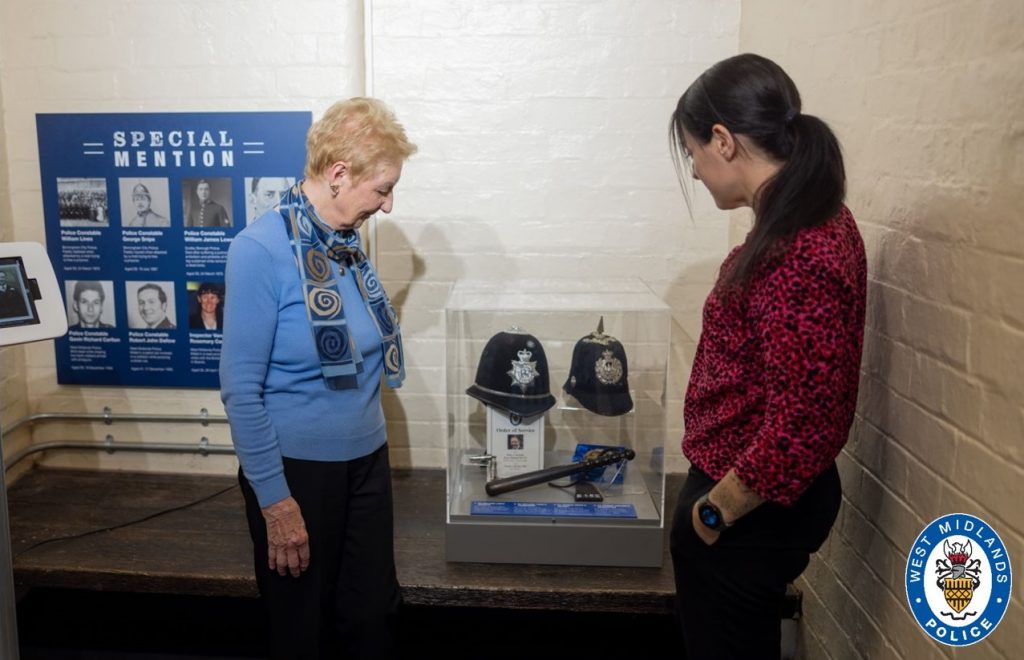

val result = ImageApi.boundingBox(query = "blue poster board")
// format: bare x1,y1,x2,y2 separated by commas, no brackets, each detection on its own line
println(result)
37,111,311,387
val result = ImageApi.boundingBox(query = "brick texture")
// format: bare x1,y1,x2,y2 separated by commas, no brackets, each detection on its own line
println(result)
0,1,738,476
370,0,738,469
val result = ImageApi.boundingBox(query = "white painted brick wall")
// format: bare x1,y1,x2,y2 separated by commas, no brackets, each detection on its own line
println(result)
370,0,738,469
0,1,739,477
0,0,365,472
742,0,1024,657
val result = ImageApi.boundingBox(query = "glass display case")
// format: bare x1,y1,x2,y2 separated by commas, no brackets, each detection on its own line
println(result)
444,279,672,567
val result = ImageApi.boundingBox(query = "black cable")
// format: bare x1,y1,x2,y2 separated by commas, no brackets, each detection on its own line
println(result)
14,482,239,559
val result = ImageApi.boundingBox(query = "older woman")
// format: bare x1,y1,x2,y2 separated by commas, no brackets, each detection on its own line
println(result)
220,98,416,659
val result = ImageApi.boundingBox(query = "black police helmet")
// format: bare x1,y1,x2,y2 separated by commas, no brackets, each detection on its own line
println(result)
466,327,556,418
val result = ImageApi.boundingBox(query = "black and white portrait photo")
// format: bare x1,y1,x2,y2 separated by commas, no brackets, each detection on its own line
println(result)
126,281,177,330
244,176,294,225
118,177,170,228
182,177,232,229
65,280,116,329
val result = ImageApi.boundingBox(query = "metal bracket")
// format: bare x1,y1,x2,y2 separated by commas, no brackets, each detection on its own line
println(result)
467,453,497,482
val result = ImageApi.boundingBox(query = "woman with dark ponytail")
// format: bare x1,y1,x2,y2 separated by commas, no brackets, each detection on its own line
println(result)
668,54,866,659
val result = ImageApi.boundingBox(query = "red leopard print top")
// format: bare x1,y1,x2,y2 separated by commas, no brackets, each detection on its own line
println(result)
682,206,866,506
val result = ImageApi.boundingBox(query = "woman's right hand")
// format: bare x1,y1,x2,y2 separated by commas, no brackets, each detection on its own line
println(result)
261,496,310,577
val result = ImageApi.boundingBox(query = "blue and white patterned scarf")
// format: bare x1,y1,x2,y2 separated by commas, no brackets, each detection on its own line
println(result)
279,182,405,390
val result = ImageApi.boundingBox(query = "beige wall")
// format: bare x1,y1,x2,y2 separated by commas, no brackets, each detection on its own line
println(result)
741,0,1023,658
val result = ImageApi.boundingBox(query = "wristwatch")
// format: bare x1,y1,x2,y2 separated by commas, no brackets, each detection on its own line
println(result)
696,493,733,532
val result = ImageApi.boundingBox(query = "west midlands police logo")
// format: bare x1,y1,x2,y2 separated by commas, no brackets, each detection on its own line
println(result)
906,513,1011,646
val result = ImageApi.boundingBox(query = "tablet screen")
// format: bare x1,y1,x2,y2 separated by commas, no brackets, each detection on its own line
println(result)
0,256,41,328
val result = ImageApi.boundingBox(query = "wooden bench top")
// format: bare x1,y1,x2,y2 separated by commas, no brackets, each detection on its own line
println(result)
8,467,682,615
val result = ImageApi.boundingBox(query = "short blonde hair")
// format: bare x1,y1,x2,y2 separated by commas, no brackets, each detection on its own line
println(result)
304,98,418,181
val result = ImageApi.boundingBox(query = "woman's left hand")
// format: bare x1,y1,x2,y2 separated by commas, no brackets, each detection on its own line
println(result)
691,500,721,546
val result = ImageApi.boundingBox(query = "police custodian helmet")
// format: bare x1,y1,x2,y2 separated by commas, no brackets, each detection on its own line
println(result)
563,318,633,417
466,327,556,418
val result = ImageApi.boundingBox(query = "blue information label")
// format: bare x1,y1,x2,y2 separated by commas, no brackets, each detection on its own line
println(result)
471,501,637,518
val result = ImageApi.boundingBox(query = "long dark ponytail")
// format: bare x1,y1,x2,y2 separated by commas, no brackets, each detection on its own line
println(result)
670,54,845,288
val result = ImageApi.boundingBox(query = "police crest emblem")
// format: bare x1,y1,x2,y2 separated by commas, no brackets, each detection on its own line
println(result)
594,349,623,385
937,540,981,619
507,348,539,393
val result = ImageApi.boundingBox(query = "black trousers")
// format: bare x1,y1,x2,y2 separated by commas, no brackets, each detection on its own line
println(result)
670,463,841,660
240,444,401,660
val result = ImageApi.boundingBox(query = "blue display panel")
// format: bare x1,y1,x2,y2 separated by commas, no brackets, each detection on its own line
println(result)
37,112,311,387
470,501,638,518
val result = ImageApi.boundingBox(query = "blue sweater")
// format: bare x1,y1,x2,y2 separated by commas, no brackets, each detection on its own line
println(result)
220,210,386,507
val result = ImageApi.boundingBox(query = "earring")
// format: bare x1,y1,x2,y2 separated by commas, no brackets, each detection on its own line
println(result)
329,184,340,198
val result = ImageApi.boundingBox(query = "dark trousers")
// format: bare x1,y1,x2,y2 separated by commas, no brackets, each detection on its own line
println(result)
240,445,401,660
670,463,841,660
